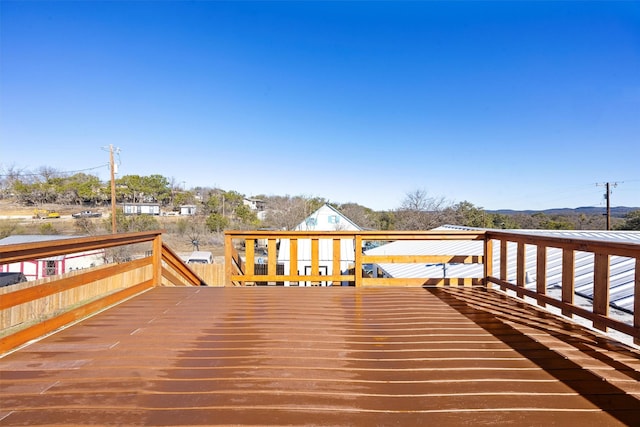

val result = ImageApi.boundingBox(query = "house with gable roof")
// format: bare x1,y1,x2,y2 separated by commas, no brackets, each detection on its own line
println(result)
277,203,362,285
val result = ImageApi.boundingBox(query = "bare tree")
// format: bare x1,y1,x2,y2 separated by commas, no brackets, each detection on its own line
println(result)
0,164,26,198
394,189,451,230
263,195,325,230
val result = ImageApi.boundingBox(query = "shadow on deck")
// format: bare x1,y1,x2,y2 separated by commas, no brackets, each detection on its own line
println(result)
1,286,639,426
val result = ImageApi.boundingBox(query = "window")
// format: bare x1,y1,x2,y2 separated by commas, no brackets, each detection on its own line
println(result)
44,260,57,277
328,215,340,224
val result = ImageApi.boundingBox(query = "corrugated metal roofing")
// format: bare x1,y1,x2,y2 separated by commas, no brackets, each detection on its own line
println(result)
365,239,484,280
0,235,78,245
0,235,93,262
365,226,640,314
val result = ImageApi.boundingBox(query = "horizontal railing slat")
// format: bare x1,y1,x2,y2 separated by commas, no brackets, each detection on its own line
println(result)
363,255,483,264
0,257,151,310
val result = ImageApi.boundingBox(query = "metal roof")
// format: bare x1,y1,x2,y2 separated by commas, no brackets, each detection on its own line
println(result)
0,235,79,245
365,226,640,314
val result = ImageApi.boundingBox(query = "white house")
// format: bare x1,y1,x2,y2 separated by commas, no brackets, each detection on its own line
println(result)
0,235,106,281
243,197,266,212
277,204,362,286
244,197,267,221
179,205,197,216
123,203,160,215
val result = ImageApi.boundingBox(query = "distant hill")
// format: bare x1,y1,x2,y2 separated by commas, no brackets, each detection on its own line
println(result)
488,206,639,218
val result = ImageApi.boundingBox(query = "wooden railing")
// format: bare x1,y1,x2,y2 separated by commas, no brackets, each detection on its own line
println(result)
225,230,486,287
485,230,640,344
0,230,205,354
1,229,638,352
225,229,640,344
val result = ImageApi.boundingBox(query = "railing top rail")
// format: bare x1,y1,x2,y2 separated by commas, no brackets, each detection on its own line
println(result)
224,229,640,256
485,230,640,257
0,230,165,265
225,230,486,240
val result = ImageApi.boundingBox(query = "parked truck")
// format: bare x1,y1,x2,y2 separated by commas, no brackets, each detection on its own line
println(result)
72,210,102,219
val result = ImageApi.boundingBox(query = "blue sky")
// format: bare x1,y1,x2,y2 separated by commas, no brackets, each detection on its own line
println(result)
1,1,639,211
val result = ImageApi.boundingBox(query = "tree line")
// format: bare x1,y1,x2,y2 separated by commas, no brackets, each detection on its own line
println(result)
1,166,638,232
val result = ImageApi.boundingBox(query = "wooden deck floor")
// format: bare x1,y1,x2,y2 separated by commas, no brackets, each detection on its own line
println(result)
1,287,640,426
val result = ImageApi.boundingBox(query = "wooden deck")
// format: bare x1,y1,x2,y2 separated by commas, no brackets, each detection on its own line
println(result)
1,287,640,426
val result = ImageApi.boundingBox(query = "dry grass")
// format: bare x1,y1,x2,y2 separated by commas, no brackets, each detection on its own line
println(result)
0,200,225,258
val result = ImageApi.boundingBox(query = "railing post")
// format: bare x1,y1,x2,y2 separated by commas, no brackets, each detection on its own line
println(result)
333,238,341,286
245,239,255,286
561,248,575,318
310,238,319,285
499,240,508,291
516,242,525,298
536,246,547,307
354,235,363,287
483,237,493,288
268,238,277,285
153,233,162,287
290,238,298,286
635,257,640,345
593,252,610,331
224,233,233,286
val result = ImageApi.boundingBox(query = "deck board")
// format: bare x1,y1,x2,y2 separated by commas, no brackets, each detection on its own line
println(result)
1,287,639,426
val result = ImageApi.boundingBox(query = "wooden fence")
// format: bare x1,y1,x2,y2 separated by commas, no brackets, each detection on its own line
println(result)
187,263,225,287
0,262,152,333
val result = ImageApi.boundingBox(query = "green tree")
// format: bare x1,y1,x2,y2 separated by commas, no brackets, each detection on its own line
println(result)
65,173,104,205
233,203,259,228
616,210,640,231
375,211,395,230
489,213,519,229
172,191,194,210
115,174,170,205
144,174,171,204
116,175,144,203
336,203,376,229
206,213,230,233
445,201,488,228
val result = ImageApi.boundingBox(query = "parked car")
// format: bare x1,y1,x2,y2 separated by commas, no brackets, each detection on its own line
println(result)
0,272,27,287
187,251,213,264
72,210,102,219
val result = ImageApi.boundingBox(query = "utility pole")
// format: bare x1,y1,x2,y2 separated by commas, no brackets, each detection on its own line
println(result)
597,182,619,230
109,145,117,233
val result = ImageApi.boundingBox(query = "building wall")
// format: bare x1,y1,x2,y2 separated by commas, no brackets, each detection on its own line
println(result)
123,204,161,215
0,250,105,281
277,204,361,286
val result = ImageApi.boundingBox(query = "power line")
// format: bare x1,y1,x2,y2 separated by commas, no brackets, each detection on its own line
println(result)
0,164,109,178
